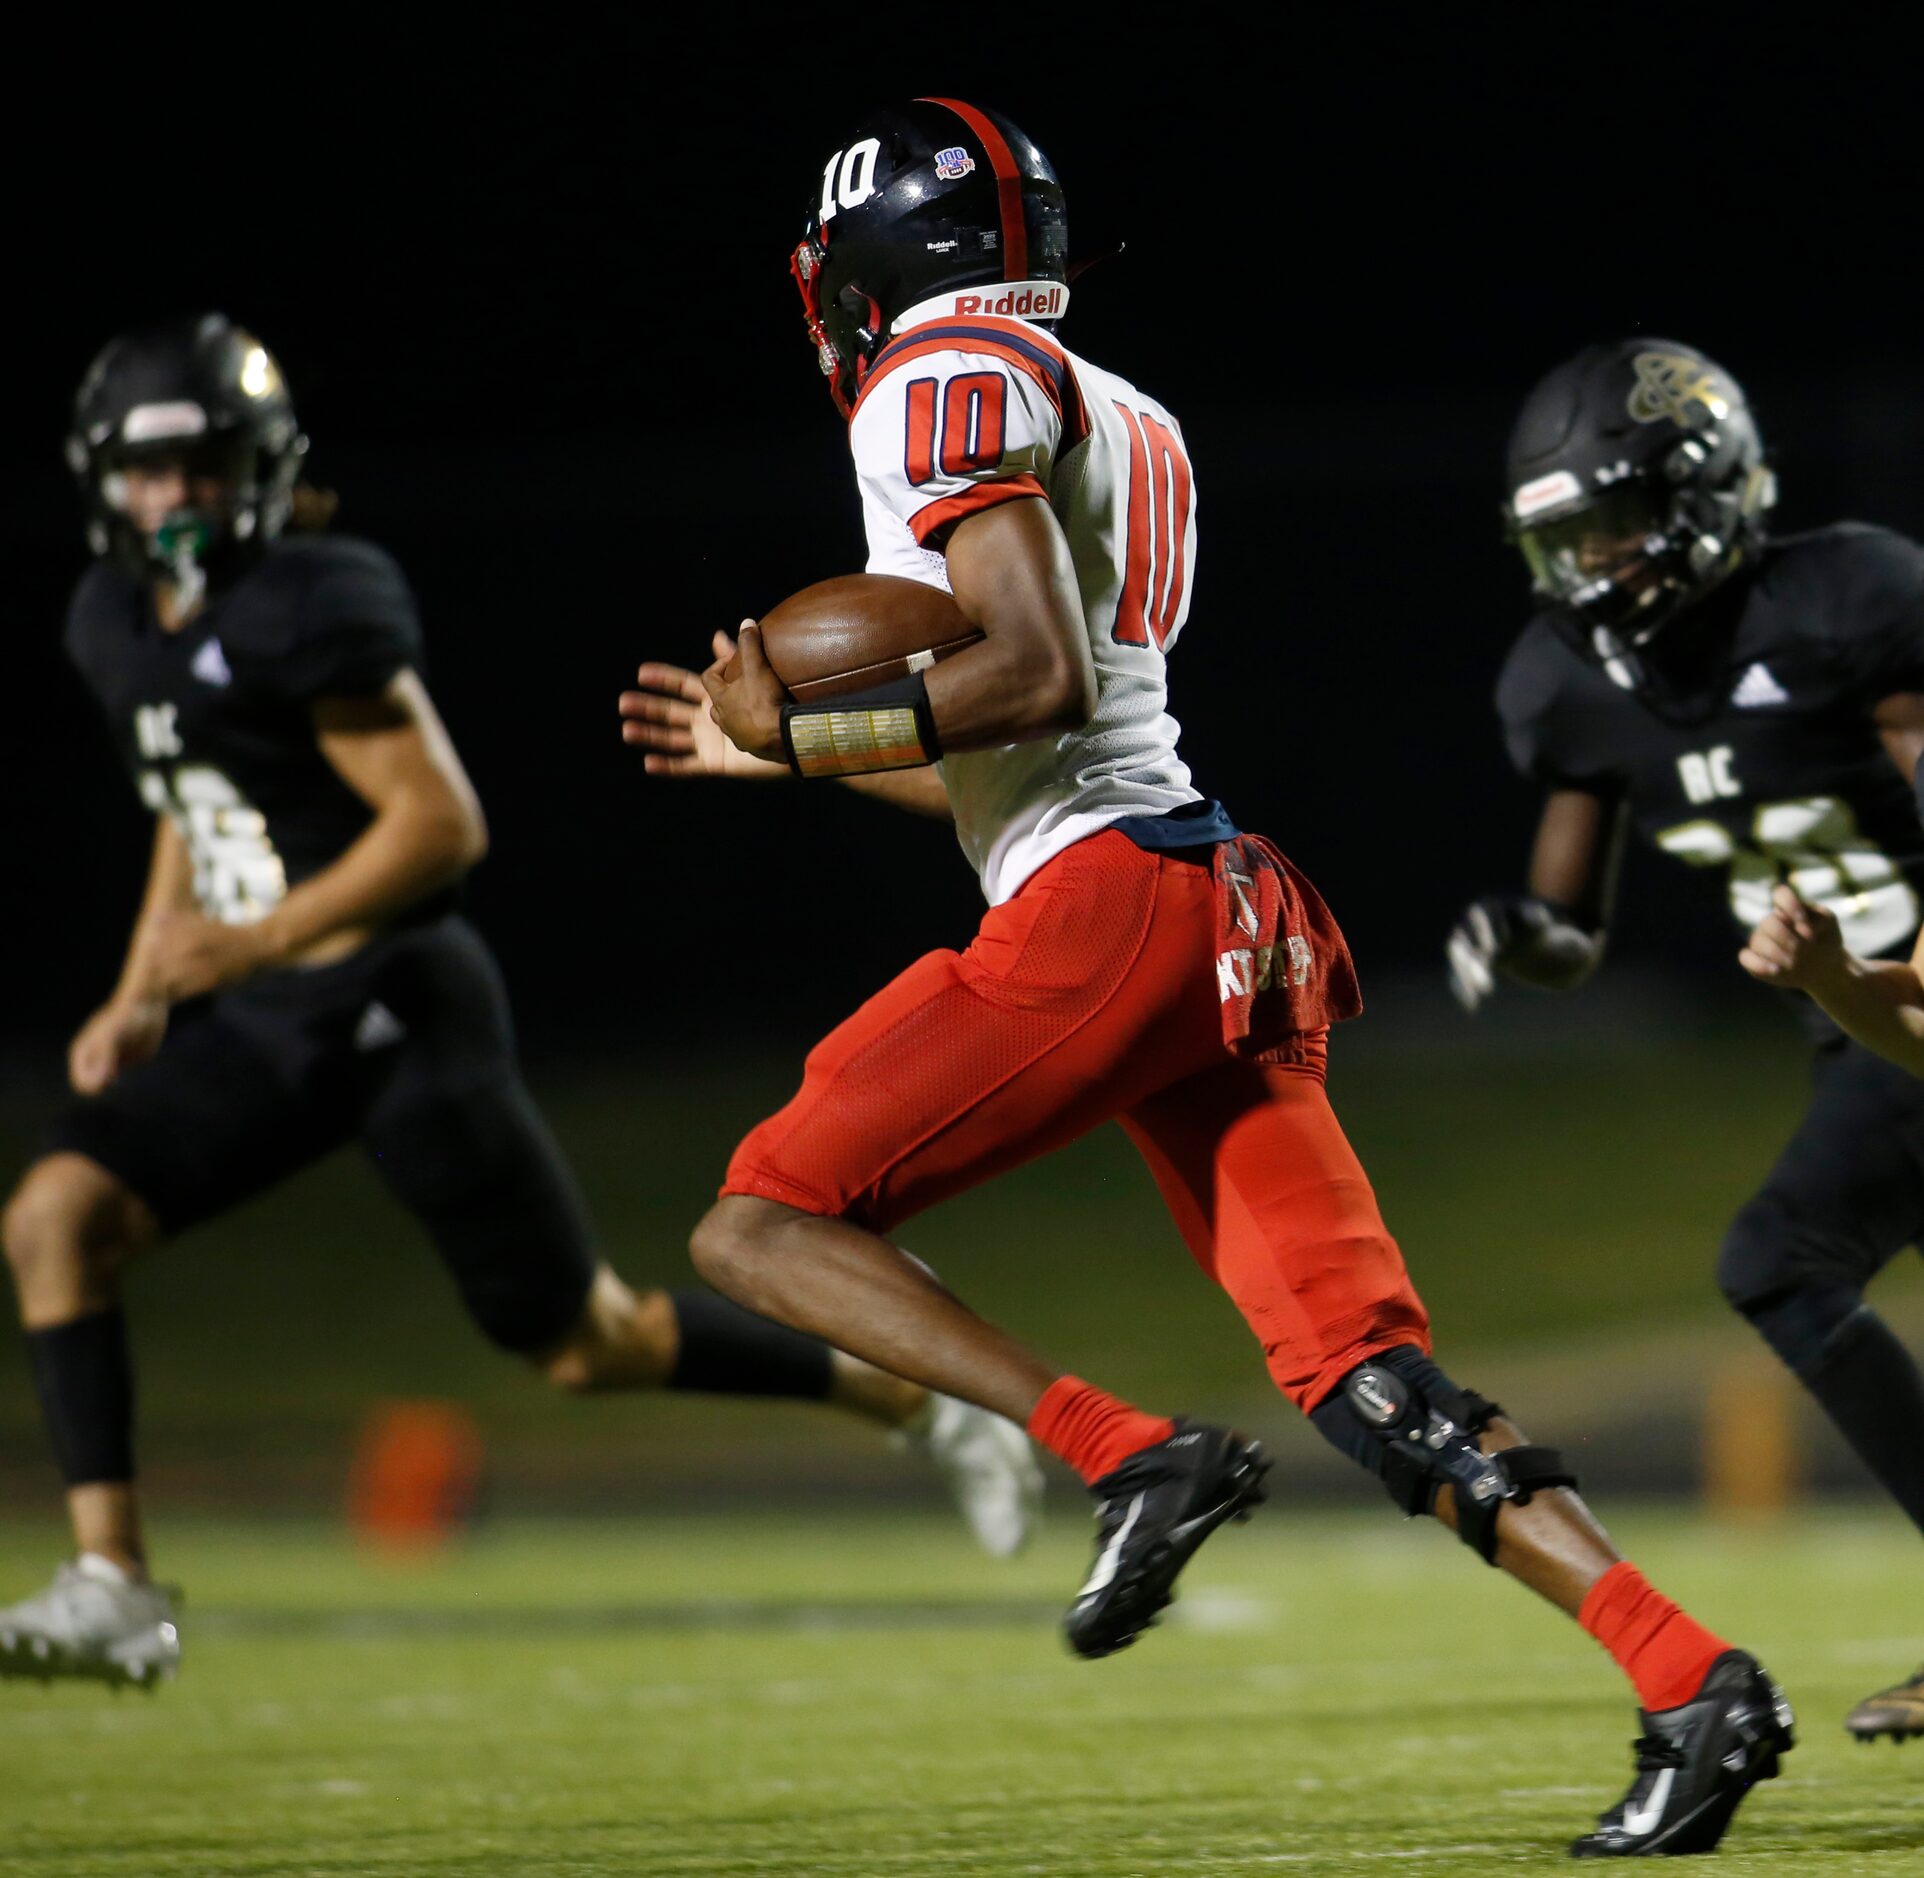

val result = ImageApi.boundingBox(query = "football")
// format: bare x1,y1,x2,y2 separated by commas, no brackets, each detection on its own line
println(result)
739,573,983,702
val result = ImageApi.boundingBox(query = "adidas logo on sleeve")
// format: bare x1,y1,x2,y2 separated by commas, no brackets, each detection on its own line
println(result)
191,637,232,688
1730,663,1790,707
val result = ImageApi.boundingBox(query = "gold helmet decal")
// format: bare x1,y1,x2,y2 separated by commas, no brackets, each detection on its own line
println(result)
1627,351,1733,427
237,334,283,400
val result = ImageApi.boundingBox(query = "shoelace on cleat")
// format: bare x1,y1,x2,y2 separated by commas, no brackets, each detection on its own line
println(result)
1595,1735,1687,1828
1629,1734,1688,1775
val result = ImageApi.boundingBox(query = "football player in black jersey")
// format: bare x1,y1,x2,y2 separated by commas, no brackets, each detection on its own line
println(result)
0,316,1041,1690
1450,338,1924,1741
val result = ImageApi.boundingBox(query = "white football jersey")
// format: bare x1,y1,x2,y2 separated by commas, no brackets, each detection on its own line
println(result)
846,304,1202,904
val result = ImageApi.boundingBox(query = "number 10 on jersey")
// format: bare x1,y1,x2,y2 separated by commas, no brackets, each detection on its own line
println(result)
1112,400,1192,650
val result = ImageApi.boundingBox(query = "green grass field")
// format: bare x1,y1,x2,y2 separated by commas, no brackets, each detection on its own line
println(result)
5,1507,1924,1876
10,1006,1917,1511
7,1007,1924,1870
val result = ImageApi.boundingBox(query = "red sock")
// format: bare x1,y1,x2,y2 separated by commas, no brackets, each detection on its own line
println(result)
1579,1561,1731,1712
1028,1376,1176,1486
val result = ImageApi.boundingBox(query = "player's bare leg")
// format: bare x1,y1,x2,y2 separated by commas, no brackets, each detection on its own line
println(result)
538,1263,923,1423
692,1194,1267,1648
3,1155,156,1575
539,1252,1040,1555
693,1196,1063,1420
1438,1413,1619,1614
0,1154,180,1686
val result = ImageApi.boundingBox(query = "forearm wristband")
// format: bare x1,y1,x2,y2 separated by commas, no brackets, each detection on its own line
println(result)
780,671,943,779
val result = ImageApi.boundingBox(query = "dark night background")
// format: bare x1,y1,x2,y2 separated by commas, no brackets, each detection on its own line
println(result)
7,9,1919,1067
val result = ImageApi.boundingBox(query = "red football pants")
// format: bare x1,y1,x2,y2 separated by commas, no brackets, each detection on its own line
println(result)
723,830,1430,1411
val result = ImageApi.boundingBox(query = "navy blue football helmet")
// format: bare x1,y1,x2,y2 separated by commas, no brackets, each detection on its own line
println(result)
791,99,1069,417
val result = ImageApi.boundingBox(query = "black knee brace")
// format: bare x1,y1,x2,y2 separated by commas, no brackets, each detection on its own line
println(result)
1309,1346,1577,1564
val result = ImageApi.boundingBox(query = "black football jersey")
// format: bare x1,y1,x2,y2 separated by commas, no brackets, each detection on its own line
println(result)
1498,523,1924,961
65,535,424,925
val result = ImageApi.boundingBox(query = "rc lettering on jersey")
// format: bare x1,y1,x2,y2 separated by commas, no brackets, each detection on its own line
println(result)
1677,746,1741,804
133,702,183,760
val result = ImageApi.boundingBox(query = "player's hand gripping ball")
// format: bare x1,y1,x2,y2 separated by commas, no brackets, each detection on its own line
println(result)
620,631,789,779
700,623,788,763
733,575,982,702
696,574,983,765
1739,883,1847,992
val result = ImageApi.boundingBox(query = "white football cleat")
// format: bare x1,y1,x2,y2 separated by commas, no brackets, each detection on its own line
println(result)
0,1555,181,1689
901,1393,1044,1557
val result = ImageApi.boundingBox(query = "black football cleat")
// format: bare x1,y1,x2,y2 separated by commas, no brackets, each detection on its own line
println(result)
1063,1421,1268,1660
1845,1664,1924,1742
1570,1650,1794,1858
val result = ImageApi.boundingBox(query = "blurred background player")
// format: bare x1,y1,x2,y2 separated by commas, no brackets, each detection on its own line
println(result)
1449,338,1924,1740
623,103,1793,1857
0,315,1041,1690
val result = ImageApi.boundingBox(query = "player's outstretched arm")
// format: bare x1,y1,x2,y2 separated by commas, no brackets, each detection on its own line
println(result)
1741,883,1924,1075
291,668,490,933
621,632,951,819
140,670,488,1004
1447,787,1620,1010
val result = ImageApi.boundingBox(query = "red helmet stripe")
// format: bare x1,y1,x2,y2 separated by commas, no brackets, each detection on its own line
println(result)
920,97,1028,281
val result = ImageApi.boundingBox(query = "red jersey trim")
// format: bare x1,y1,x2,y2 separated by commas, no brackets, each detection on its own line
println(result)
853,319,1067,424
908,473,1046,547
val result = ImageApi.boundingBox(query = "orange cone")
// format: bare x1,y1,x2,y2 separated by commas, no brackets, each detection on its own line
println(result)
346,1400,485,1555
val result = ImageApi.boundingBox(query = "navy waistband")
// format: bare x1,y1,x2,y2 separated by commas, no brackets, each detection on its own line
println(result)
1109,797,1241,853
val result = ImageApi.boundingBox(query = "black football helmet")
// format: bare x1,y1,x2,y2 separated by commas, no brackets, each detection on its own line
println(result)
791,98,1069,418
67,313,307,594
1503,339,1776,668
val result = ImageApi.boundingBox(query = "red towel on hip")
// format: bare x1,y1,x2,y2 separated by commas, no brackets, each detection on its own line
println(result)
1211,833,1363,1058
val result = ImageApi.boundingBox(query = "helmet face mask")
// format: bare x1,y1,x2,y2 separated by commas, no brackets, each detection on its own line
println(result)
789,100,1070,418
1504,341,1776,667
1512,471,1757,644
790,233,884,420
69,313,307,597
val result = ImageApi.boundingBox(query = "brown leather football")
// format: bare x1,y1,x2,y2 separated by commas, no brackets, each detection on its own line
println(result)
739,573,983,702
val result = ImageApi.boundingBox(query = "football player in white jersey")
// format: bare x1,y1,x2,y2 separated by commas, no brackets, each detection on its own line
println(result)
621,100,1790,1855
